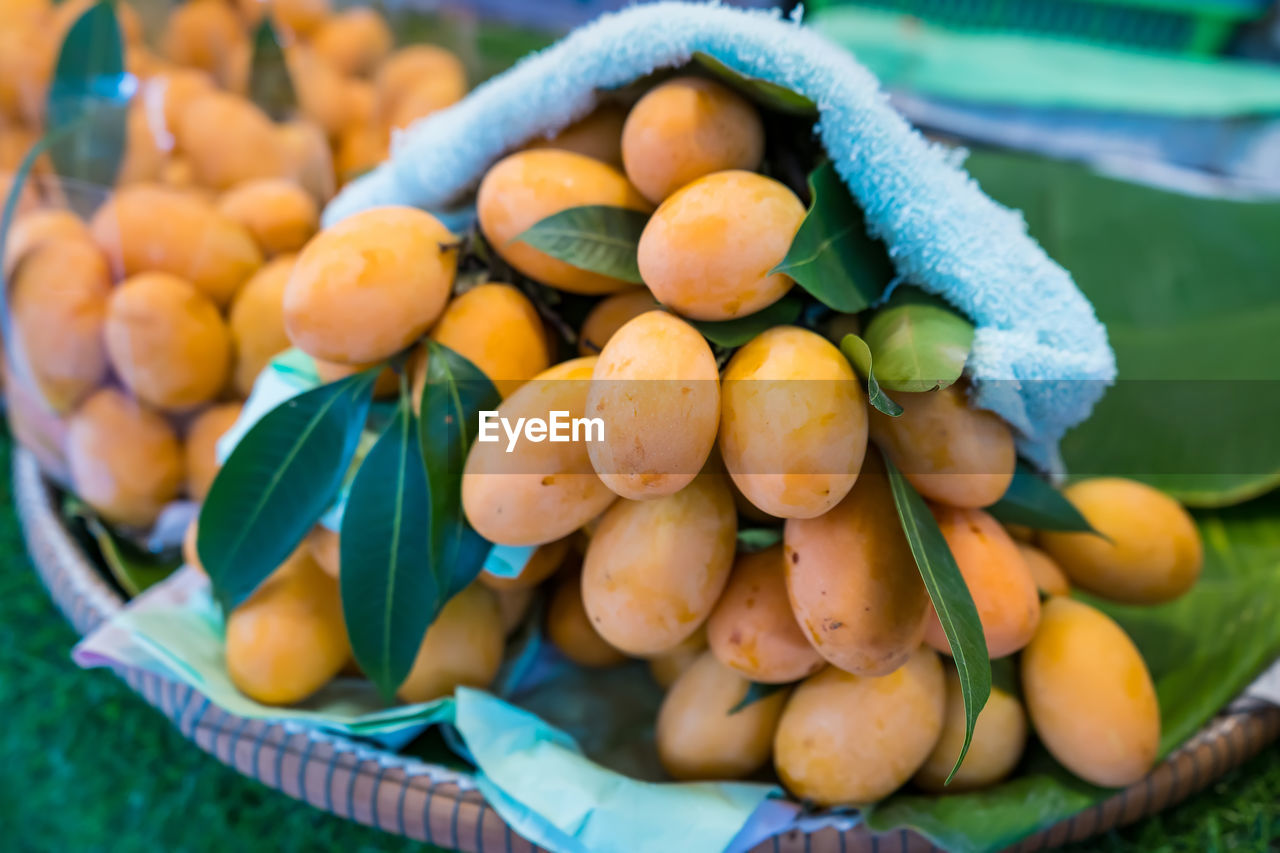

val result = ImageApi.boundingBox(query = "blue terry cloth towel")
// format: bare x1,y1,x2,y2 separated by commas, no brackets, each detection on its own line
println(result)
324,1,1117,473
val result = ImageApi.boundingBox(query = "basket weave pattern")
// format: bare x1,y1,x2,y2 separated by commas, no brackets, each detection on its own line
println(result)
14,447,1280,853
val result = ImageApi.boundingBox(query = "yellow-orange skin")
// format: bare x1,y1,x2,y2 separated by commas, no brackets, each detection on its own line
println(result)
720,327,868,519
656,651,787,781
587,311,719,499
914,667,1028,792
480,535,570,591
622,77,764,204
581,474,736,656
161,0,248,89
477,149,651,294
217,179,319,256
577,289,657,356
548,570,627,668
638,171,803,321
376,45,466,121
304,524,340,579
1017,542,1072,597
91,185,263,308
175,92,289,191
104,273,232,412
313,358,399,398
269,0,330,37
0,126,45,214
1040,478,1202,605
335,122,387,184
783,459,930,676
285,206,455,364
428,283,550,398
0,18,53,126
924,507,1041,659
1021,597,1160,787
461,357,618,546
291,49,376,139
527,102,627,168
647,624,707,689
311,7,392,77
118,98,168,186
184,402,242,501
387,76,465,130
707,545,824,684
225,549,351,705
4,209,89,276
9,240,111,413
774,648,946,805
870,385,1016,509
4,363,71,484
66,388,184,528
397,584,504,703
276,119,336,202
494,586,533,636
146,69,216,134
229,255,295,396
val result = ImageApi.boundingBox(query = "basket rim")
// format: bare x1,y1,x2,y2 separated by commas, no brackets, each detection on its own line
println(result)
14,445,1280,853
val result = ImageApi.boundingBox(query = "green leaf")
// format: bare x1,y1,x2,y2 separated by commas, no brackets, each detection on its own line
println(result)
513,205,648,284
771,161,893,313
198,371,377,610
728,680,790,715
419,341,501,597
690,294,803,348
863,287,974,393
966,150,1280,507
839,333,903,417
691,52,817,116
247,19,296,121
63,497,178,596
46,0,130,195
987,462,1098,534
736,527,782,552
340,399,433,700
865,492,1280,852
883,451,989,783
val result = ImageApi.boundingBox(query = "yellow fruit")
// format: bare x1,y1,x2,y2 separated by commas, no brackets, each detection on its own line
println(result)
175,92,290,191
304,524,340,578
3,208,89,276
387,76,465,130
117,97,168,186
547,570,626,667
225,549,351,705
527,102,627,168
0,23,53,126
914,666,1028,792
270,0,330,37
67,388,184,528
290,48,375,139
656,651,786,781
184,402,242,501
1017,543,1071,597
586,311,719,499
774,648,945,805
146,68,216,135
479,536,569,591
581,474,736,656
376,45,466,121
577,289,656,356
4,363,71,483
637,171,803,321
1040,478,1202,605
312,358,399,397
870,384,1016,509
622,77,764,203
334,122,387,184
461,357,617,546
494,586,533,636
647,625,707,689
104,272,232,411
228,255,295,396
161,0,248,89
720,326,867,519
476,149,651,294
91,184,263,308
276,119,336,202
397,584,504,703
783,456,930,676
217,178,319,256
706,545,824,684
284,206,455,364
1021,597,1160,787
427,283,550,398
310,7,391,77
9,240,111,413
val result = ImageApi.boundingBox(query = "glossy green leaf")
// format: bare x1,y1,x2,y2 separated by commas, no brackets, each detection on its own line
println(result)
64,497,178,596
736,527,782,552
340,399,433,700
863,287,974,393
513,205,648,284
247,19,296,121
47,0,131,194
690,294,804,348
727,680,790,715
771,161,893,312
419,341,501,598
866,492,1280,852
839,333,903,417
692,52,817,116
198,371,377,610
884,451,989,782
988,462,1097,533
965,150,1280,507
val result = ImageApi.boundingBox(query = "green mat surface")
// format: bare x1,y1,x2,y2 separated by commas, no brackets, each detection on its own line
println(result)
0,429,1276,852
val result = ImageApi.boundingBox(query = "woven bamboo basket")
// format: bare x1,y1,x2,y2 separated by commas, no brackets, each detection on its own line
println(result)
15,445,1280,853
